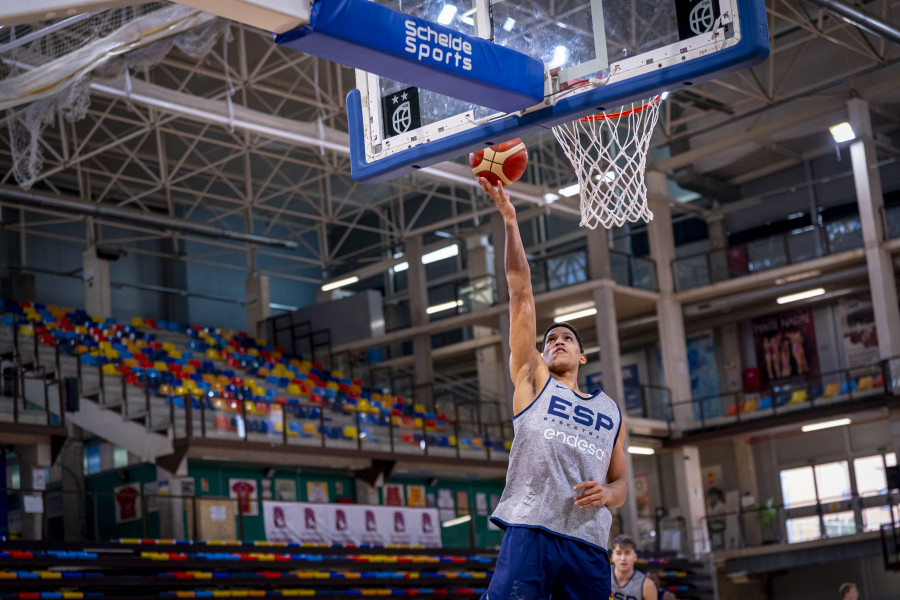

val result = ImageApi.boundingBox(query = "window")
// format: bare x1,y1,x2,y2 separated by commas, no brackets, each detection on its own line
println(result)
780,466,816,508
814,461,851,503
785,515,819,543
113,446,129,469
854,453,897,497
780,452,896,543
84,445,101,475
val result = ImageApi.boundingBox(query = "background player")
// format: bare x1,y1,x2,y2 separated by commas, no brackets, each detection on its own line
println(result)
610,535,658,600
478,177,627,599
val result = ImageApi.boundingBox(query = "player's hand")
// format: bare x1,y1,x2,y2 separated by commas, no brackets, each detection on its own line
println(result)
477,177,515,222
573,481,608,508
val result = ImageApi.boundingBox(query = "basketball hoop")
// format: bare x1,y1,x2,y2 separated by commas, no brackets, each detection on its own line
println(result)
552,96,662,229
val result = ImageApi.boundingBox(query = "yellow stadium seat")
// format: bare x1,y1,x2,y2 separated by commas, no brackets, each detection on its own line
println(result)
822,383,841,398
741,400,759,413
856,376,874,391
131,317,145,327
102,363,119,376
788,390,807,405
303,423,319,437
343,426,358,439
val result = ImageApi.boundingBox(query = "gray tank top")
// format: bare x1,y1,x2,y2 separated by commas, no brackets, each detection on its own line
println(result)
490,376,621,551
611,568,646,600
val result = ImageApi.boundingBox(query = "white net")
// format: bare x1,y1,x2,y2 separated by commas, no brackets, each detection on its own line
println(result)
2,4,225,189
552,96,662,229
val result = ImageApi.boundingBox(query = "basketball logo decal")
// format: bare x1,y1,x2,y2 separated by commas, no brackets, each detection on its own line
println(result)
675,0,720,41
382,86,421,138
392,100,412,134
689,0,715,35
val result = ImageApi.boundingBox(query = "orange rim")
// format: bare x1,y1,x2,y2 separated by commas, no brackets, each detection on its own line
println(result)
579,95,663,122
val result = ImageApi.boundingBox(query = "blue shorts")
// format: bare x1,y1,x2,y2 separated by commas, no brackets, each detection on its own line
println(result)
482,526,611,600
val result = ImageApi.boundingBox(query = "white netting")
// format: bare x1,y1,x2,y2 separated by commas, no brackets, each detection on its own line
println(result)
2,4,225,189
552,96,662,229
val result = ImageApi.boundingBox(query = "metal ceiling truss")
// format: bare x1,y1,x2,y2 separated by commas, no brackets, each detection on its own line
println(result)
1,1,898,287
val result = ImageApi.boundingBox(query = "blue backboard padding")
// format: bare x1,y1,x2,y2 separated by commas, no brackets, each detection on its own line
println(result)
348,0,770,184
274,0,544,113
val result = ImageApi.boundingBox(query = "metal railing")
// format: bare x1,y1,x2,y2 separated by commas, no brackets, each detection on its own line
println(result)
610,249,658,291
881,204,900,241
0,352,65,429
531,247,589,295
0,486,496,548
703,490,899,552
672,216,865,291
622,382,672,423
669,356,899,433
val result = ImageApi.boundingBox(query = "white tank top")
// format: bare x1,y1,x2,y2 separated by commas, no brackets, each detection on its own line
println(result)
490,376,622,551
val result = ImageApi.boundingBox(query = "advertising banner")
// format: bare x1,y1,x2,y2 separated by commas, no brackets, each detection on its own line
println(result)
263,501,442,547
752,307,819,386
838,295,878,369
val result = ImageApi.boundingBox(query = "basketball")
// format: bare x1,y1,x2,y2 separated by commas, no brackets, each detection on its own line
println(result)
469,138,528,186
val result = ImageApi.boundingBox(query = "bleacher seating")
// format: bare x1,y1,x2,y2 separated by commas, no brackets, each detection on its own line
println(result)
637,554,715,600
0,539,495,598
0,301,511,459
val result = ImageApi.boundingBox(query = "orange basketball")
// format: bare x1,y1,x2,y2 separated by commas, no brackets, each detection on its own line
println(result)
469,138,528,186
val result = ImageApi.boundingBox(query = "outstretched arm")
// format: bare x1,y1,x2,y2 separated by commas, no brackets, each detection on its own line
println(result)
478,177,546,414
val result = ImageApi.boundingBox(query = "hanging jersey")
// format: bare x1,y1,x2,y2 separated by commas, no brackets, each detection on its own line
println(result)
490,376,622,552
611,568,646,600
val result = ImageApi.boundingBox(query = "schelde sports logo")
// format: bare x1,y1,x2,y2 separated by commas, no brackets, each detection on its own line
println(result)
404,20,473,71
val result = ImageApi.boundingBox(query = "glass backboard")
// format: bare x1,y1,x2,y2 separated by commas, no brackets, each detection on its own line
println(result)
348,0,768,183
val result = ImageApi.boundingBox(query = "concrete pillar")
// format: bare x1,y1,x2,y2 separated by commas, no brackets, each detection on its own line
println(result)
156,458,189,540
492,212,514,415
847,99,900,361
57,439,86,540
646,172,692,428
670,445,709,556
890,408,900,472
99,443,116,472
719,323,743,394
497,314,513,421
82,250,112,318
586,227,612,280
467,233,507,415
405,236,434,409
490,213,509,302
732,435,761,546
245,273,271,337
707,215,728,284
592,282,639,538
15,443,52,540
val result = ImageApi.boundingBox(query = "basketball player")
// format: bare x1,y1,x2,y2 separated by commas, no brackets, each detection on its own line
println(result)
839,582,859,600
610,535,658,600
477,177,628,600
